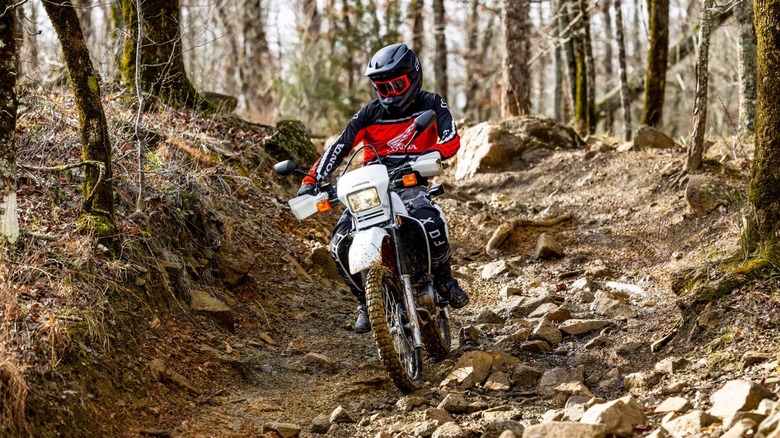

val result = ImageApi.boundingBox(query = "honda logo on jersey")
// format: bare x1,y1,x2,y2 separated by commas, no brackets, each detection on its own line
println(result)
387,124,417,153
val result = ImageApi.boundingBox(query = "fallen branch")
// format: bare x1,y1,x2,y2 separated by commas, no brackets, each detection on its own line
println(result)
486,213,574,257
20,160,106,210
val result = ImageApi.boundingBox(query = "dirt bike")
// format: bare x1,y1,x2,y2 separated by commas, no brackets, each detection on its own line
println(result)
273,110,452,392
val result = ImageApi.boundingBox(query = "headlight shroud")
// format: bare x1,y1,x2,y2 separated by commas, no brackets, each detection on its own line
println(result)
347,187,380,212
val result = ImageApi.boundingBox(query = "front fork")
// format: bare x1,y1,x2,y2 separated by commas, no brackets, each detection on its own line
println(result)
400,274,424,349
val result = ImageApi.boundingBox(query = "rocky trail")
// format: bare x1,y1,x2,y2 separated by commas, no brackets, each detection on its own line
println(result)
168,123,779,437
8,101,779,438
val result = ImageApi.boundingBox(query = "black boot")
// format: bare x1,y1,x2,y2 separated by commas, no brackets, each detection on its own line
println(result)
438,277,470,309
433,257,470,309
354,304,371,334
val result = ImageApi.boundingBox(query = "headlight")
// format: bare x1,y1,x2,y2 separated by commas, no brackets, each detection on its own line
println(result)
347,187,380,212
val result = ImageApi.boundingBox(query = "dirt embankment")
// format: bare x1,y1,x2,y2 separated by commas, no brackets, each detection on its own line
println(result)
3,95,779,438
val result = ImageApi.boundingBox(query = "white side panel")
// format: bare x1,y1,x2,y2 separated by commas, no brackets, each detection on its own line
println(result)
349,228,388,274
288,192,329,221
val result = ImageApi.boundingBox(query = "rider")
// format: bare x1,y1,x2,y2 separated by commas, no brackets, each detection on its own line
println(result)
297,43,469,333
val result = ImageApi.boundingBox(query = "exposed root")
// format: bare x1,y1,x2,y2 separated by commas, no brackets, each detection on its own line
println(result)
486,212,574,257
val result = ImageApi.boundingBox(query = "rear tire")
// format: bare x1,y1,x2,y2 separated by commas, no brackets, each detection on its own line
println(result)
365,265,421,393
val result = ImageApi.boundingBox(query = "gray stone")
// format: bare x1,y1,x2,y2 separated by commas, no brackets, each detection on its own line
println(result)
477,309,506,324
615,342,644,356
498,295,555,319
396,395,429,412
482,260,510,279
310,414,331,434
559,319,611,336
189,289,234,330
654,397,692,414
742,351,775,369
262,422,301,438
722,418,759,438
723,412,767,431
531,319,563,345
584,336,608,349
329,406,356,424
491,352,522,373
485,372,512,391
500,285,524,299
511,364,542,390
758,398,778,415
592,290,636,318
494,328,532,347
542,409,566,423
554,382,594,402
432,422,468,438
539,366,585,396
302,352,337,373
535,233,564,259
655,357,688,374
624,371,663,392
522,422,608,438
441,351,494,389
520,340,551,353
758,409,780,437
438,393,483,415
709,380,776,418
459,325,480,344
580,395,646,437
483,420,525,438
406,421,438,437
529,304,570,323
663,411,720,438
645,428,670,438
685,174,732,217
633,125,676,150
564,396,590,422
425,408,454,425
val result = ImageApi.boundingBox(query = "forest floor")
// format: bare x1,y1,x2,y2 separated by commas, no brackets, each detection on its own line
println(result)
2,91,779,437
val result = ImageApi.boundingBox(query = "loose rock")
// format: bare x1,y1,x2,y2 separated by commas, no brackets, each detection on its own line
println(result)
522,422,608,438
559,319,611,336
633,125,676,150
483,420,525,438
531,319,563,345
539,366,585,396
329,406,356,424
310,414,331,434
654,397,692,414
592,290,636,319
663,411,720,438
262,422,301,438
521,340,551,353
425,408,454,425
580,396,646,437
709,380,776,418
535,233,564,259
485,372,512,391
432,422,468,438
440,351,494,389
438,393,482,415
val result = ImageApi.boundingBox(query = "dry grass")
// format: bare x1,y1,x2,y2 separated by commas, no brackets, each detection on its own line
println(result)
0,354,28,435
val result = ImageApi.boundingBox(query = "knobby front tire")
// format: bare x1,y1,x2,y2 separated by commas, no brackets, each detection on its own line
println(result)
365,265,422,393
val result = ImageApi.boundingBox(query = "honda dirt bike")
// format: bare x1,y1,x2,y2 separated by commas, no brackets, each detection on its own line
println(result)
273,110,452,393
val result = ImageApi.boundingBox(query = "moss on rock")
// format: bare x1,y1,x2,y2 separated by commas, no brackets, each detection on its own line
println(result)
264,120,319,165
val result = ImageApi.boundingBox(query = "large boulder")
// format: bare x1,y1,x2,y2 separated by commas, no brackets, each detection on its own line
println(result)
441,351,495,388
456,117,583,180
580,396,647,437
633,125,677,150
709,380,776,418
685,175,733,217
264,120,319,164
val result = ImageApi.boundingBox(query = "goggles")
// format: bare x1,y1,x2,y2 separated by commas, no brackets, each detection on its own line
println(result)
372,74,411,98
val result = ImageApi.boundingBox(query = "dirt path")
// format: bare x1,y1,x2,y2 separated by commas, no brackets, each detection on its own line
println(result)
174,146,751,437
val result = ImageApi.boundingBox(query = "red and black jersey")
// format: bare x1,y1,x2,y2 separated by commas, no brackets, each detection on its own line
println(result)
303,90,460,185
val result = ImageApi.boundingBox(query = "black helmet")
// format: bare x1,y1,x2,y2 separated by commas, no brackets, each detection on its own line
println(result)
365,43,422,113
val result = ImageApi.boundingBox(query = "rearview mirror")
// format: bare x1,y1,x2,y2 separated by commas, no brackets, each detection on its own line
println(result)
274,160,299,176
413,110,437,133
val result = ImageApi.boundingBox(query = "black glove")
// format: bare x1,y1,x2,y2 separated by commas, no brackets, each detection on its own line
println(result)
297,183,317,197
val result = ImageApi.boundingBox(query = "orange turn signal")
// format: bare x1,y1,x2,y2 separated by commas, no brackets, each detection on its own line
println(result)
402,173,418,187
316,200,331,213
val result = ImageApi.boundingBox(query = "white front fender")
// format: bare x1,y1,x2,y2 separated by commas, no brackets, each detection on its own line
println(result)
349,228,389,275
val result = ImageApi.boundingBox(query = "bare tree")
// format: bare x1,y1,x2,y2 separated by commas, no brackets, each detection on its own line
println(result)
685,0,714,173
614,0,632,140
641,0,669,127
242,0,273,121
120,0,213,110
501,0,531,117
433,0,448,100
408,0,424,57
1,2,20,245
42,0,117,240
743,0,780,261
602,0,615,133
571,0,589,132
580,0,596,133
734,0,757,135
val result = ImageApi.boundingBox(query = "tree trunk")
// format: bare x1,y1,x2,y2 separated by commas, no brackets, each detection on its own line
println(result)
744,0,780,260
75,0,93,46
465,0,480,121
580,0,596,133
433,0,448,100
572,0,589,132
120,0,213,110
536,4,547,115
0,2,20,246
501,0,531,117
597,6,732,115
615,0,632,141
242,0,272,121
685,0,714,173
42,0,117,240
560,0,577,117
602,0,615,133
302,0,321,41
408,0,424,57
734,0,757,136
641,0,669,127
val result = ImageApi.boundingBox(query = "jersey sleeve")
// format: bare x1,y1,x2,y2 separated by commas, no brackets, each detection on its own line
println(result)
303,109,367,185
431,94,460,159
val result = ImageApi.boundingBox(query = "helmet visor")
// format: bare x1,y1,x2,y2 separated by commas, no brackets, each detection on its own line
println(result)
372,75,411,98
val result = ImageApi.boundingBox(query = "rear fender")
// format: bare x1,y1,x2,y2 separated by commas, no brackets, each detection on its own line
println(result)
349,228,390,275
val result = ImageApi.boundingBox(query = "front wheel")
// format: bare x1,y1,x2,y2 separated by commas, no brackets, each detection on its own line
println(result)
365,265,422,393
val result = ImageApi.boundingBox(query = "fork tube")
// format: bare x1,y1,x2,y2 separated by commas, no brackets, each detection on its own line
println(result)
401,274,424,349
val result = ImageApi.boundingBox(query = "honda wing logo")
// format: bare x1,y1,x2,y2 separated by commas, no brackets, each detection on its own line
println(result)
387,124,417,153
